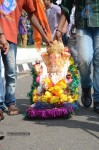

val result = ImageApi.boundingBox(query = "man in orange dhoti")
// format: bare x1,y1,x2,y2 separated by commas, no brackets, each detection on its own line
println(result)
32,0,52,49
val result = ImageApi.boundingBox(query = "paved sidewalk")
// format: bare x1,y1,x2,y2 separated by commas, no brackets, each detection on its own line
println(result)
16,47,46,64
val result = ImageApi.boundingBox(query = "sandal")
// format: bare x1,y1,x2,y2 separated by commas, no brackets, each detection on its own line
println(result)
0,109,4,121
8,105,19,116
0,132,5,140
94,102,99,114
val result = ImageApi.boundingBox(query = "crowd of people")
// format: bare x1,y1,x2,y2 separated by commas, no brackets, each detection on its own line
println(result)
0,0,99,121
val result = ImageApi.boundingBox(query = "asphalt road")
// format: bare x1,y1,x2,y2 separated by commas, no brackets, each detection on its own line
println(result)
0,72,99,150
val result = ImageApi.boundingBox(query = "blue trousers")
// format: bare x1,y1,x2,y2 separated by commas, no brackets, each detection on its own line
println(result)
0,42,17,110
76,28,99,102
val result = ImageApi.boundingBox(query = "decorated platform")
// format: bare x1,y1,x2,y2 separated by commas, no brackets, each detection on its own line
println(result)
25,41,79,119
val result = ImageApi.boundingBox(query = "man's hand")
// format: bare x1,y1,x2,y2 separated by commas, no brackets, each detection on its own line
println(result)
43,36,53,46
54,30,62,42
0,34,9,54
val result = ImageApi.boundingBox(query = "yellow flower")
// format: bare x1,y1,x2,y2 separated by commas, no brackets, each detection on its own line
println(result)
56,79,67,89
45,91,52,98
32,89,37,96
60,82,67,89
60,94,68,102
43,78,53,89
69,57,74,65
54,85,62,91
67,96,75,103
72,94,79,100
33,96,38,103
49,87,54,92
50,96,59,104
41,95,48,103
58,89,64,95
75,88,79,93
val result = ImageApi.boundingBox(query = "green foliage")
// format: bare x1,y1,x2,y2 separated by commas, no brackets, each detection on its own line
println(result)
27,67,39,103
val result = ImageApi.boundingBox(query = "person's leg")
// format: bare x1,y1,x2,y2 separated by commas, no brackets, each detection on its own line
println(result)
92,27,99,113
21,34,24,47
20,34,22,47
0,51,5,120
1,42,19,115
76,29,93,107
22,34,27,47
68,33,78,65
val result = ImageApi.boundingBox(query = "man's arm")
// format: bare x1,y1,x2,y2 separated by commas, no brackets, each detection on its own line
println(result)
29,13,52,45
55,0,74,41
55,11,67,41
0,26,9,54
23,0,52,46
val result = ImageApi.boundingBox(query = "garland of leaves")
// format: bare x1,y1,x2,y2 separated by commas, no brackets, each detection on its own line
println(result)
27,67,40,103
